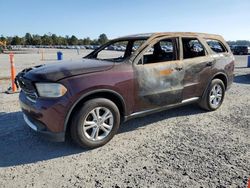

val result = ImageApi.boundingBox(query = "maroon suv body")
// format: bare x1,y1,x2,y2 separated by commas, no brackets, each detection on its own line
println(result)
17,32,234,147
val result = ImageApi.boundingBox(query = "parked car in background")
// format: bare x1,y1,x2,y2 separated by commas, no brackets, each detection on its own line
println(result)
85,45,94,49
16,32,235,148
93,45,100,50
230,45,248,55
115,45,126,51
106,45,117,51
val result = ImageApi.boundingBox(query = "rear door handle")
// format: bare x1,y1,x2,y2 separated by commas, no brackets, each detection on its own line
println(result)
206,61,214,66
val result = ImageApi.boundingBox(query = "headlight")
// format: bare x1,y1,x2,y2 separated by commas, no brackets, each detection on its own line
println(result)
35,83,67,98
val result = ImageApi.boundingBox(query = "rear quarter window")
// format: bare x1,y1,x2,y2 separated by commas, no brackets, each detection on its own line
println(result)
206,39,228,53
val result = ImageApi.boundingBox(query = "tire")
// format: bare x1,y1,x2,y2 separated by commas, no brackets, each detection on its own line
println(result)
70,98,120,148
199,79,225,111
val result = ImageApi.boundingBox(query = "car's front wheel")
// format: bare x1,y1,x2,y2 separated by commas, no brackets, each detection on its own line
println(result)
199,79,225,111
70,98,120,148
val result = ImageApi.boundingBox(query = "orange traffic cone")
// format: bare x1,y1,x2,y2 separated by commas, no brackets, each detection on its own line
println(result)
8,53,17,93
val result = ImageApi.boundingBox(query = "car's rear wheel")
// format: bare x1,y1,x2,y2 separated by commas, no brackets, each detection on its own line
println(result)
70,98,120,148
199,79,225,111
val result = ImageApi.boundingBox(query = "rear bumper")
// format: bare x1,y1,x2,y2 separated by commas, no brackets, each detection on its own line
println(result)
23,114,65,142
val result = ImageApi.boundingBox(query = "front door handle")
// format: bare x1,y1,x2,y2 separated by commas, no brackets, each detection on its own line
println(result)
175,67,183,71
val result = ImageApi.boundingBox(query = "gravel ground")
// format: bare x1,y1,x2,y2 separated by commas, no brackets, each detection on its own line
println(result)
0,51,249,187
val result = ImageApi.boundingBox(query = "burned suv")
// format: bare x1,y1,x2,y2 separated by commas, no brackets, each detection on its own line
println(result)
17,32,235,148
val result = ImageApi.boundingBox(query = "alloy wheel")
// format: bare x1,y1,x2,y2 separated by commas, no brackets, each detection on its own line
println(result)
83,107,114,141
209,84,223,108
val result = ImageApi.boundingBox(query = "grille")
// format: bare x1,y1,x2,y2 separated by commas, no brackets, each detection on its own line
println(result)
16,74,38,102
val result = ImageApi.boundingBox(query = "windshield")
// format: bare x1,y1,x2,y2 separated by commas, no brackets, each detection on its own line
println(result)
85,39,147,62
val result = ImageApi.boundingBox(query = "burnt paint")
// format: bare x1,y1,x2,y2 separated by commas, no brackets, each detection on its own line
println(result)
182,56,214,100
134,61,184,109
24,59,114,82
131,36,185,111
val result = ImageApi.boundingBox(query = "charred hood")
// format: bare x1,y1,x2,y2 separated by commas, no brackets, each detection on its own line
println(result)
22,59,114,81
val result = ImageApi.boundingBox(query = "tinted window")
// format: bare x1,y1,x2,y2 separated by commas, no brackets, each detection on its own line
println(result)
206,39,227,53
182,38,206,59
141,38,177,64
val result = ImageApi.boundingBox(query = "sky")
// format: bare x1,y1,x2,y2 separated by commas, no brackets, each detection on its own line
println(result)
1,0,250,41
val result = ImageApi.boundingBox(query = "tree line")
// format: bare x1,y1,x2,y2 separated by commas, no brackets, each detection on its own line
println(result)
0,33,109,46
1,33,250,47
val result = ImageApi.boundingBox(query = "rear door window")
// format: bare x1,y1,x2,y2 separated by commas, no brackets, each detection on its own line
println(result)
182,38,206,59
206,39,227,53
